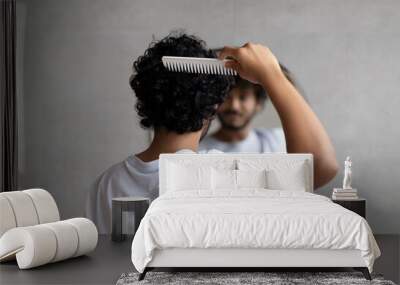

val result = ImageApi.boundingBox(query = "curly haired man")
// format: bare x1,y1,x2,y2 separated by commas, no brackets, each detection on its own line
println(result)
87,32,338,234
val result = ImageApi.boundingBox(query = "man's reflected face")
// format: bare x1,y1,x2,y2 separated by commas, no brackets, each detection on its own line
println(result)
217,87,260,131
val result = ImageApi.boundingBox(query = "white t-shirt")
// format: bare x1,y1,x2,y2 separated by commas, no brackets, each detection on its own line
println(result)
86,149,221,234
199,128,286,153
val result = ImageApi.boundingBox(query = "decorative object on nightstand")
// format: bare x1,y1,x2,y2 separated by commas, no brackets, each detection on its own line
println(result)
332,198,366,218
332,156,365,217
112,197,150,242
342,156,353,190
332,156,359,200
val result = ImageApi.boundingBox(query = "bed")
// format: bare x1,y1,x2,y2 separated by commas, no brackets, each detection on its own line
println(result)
131,153,380,280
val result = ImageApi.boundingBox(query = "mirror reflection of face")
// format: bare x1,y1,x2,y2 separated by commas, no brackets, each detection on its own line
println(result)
217,87,261,131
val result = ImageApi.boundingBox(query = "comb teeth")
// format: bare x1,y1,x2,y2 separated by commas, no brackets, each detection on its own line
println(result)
162,56,237,76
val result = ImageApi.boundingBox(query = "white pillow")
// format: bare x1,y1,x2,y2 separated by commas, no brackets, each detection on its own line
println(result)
167,163,212,191
237,159,310,192
266,162,307,191
212,169,237,190
236,169,267,189
212,169,268,191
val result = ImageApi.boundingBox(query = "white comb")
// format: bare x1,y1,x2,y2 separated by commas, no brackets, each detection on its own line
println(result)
162,56,237,76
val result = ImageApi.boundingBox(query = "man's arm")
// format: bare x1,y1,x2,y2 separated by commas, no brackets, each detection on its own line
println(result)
219,43,338,189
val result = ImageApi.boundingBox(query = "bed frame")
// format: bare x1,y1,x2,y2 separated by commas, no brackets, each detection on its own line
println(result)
140,248,371,280
138,154,371,281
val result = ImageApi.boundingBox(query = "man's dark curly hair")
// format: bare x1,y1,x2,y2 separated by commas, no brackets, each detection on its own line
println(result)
130,31,233,134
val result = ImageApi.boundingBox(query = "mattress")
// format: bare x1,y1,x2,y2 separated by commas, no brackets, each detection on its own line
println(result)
131,190,380,273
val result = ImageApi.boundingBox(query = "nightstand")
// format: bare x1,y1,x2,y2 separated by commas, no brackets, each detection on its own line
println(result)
112,197,150,242
332,198,366,218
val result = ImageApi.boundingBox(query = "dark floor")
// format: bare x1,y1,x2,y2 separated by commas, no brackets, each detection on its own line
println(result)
0,235,398,285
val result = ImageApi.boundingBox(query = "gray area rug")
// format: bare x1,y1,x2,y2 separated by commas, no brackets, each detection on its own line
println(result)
116,271,396,285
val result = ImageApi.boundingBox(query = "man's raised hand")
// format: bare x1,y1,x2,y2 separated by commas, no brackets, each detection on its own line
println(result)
218,43,281,85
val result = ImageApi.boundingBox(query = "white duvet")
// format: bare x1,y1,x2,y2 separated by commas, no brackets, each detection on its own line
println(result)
131,190,380,273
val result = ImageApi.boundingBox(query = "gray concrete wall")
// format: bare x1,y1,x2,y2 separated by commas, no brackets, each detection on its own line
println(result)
17,0,400,233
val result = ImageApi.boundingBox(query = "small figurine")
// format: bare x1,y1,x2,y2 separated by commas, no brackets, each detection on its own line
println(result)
342,156,352,189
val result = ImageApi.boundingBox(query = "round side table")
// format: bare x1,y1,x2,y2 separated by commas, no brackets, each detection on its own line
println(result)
112,197,150,242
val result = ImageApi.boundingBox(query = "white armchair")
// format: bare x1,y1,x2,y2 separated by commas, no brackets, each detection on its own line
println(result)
0,189,98,269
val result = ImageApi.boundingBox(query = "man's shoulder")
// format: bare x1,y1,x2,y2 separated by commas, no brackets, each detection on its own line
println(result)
97,156,131,184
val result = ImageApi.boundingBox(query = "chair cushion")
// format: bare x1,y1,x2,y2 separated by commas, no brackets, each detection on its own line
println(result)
23,189,60,224
0,218,98,269
0,196,17,237
0,189,60,237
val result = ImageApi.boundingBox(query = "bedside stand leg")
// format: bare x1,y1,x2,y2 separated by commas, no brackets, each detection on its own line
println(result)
112,201,124,242
131,201,150,235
